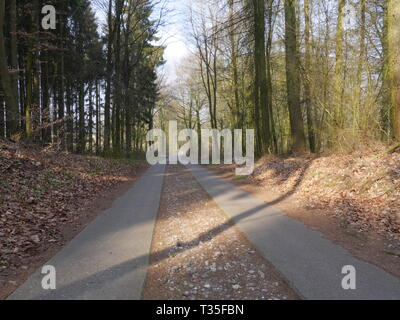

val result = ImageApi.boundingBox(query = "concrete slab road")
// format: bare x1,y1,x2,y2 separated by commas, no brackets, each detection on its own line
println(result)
8,164,165,300
188,164,400,300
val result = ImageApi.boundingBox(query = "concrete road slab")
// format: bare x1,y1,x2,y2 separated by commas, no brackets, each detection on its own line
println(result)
188,165,400,300
9,164,165,300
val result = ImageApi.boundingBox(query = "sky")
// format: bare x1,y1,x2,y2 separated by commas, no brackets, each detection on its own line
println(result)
93,0,191,84
154,0,191,83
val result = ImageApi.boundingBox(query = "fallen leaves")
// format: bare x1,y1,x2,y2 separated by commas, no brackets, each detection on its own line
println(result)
248,151,400,240
144,165,297,300
0,139,142,273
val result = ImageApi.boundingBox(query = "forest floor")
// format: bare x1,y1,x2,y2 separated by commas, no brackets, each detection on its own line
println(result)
144,165,298,300
0,138,148,299
2,138,400,299
208,149,400,279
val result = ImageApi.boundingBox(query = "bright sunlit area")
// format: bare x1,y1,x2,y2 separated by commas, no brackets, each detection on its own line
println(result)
0,0,399,307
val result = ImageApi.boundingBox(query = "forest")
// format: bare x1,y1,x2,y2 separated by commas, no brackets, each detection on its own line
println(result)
159,0,400,157
0,0,399,157
0,0,400,301
0,0,164,157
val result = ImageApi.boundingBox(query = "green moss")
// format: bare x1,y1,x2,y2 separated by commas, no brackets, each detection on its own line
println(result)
384,250,400,258
235,175,248,180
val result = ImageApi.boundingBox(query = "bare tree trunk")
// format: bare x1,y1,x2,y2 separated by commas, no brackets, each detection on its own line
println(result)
88,83,93,153
18,53,25,130
304,0,316,152
253,49,262,156
95,79,100,154
78,81,85,153
66,82,74,152
253,0,271,153
58,13,66,150
10,0,19,133
284,0,306,153
334,0,345,130
0,94,4,138
193,11,218,130
114,0,124,154
24,0,40,139
228,0,240,129
387,0,400,140
104,0,114,154
266,0,278,153
354,0,366,134
32,0,40,143
41,50,50,145
0,0,18,138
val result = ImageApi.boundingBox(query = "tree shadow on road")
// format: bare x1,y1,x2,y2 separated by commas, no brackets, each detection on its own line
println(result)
29,163,313,300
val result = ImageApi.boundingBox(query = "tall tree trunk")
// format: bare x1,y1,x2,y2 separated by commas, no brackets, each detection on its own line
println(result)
113,0,123,154
125,103,131,156
58,14,66,150
304,0,316,152
52,85,57,143
32,0,40,143
253,53,262,156
104,0,114,154
354,0,366,134
66,82,74,152
88,83,93,153
228,0,240,129
0,94,4,138
95,79,100,154
266,0,277,153
0,0,18,138
284,0,306,153
41,50,50,145
334,0,345,130
25,49,33,139
18,52,25,130
253,0,271,153
212,39,218,130
78,81,85,153
387,0,400,140
25,0,40,139
10,0,19,134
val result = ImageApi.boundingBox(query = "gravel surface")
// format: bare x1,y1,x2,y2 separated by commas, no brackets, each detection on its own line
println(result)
144,165,298,300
